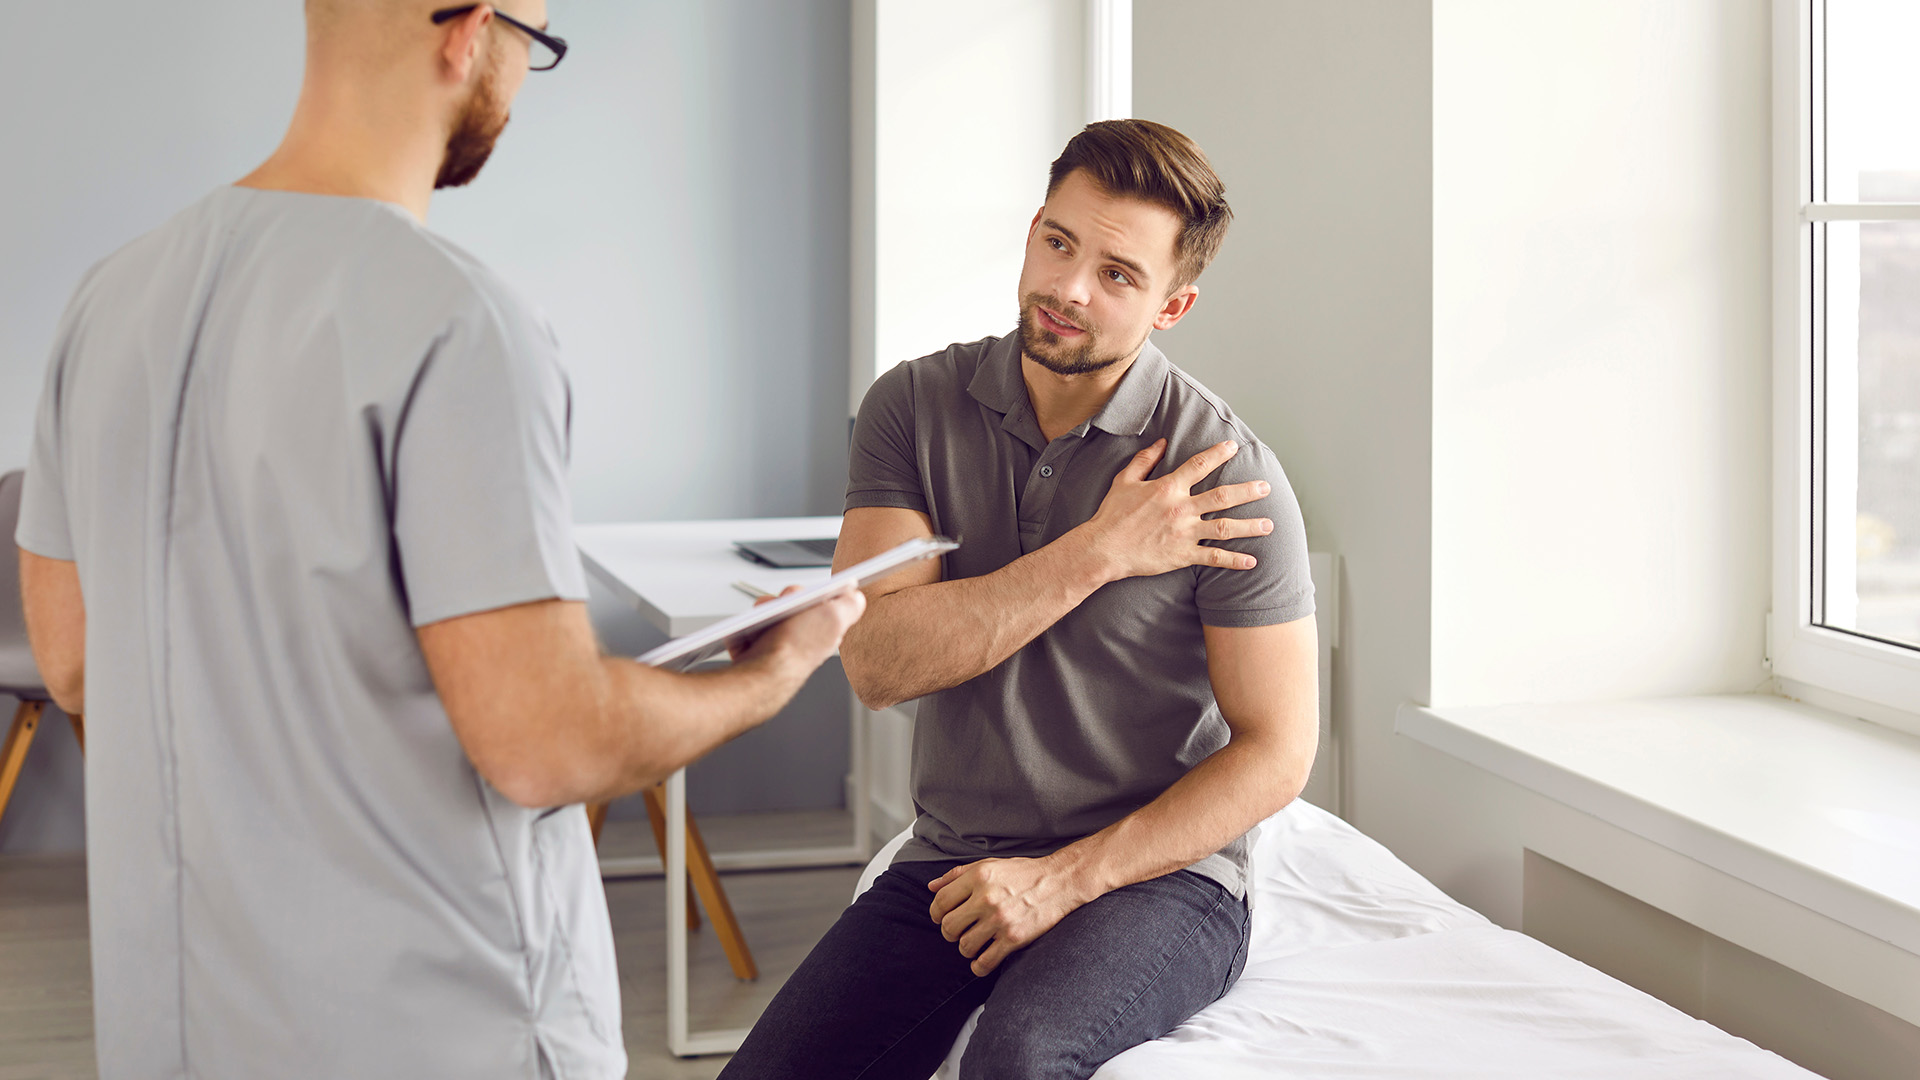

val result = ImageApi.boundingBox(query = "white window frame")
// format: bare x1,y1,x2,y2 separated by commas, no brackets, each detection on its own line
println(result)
1771,0,1920,737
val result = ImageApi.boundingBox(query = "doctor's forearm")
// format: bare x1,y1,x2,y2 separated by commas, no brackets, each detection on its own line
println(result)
566,650,815,803
839,534,1109,709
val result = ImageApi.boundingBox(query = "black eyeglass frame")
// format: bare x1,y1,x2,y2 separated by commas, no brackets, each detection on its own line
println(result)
430,5,568,71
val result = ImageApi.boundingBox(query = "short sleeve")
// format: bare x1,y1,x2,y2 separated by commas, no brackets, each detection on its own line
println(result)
1193,439,1314,627
16,323,79,562
845,361,927,514
393,296,588,628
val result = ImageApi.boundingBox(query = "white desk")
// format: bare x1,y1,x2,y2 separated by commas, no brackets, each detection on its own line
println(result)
575,515,868,1057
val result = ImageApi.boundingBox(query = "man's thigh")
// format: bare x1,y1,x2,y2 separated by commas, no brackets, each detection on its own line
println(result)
719,860,992,1080
960,870,1250,1080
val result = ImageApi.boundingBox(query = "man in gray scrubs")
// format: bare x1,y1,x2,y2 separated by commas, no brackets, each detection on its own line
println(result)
723,122,1319,1079
14,4,862,1078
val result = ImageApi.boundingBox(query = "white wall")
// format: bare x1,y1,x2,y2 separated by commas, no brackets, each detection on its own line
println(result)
1418,0,1772,917
1136,0,1771,924
0,0,855,850
852,0,1089,407
1431,0,1773,708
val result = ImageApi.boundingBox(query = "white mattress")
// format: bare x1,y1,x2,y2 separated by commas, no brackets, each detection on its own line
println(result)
857,800,1819,1079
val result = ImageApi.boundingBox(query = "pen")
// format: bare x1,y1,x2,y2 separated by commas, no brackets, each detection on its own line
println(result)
731,580,775,600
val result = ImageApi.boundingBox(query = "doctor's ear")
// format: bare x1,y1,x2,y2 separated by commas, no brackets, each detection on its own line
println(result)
437,4,494,84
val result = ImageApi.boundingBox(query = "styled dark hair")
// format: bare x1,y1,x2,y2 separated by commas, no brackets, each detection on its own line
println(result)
1045,119,1233,291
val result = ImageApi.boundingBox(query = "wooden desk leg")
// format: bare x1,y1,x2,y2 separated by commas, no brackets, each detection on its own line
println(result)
639,791,701,932
68,713,84,755
0,701,45,831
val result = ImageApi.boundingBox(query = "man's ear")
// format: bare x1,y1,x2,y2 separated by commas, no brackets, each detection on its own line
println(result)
1026,206,1044,242
1153,284,1200,331
438,4,493,85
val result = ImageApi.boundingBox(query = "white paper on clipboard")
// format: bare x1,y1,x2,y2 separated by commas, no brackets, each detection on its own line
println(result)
636,535,959,670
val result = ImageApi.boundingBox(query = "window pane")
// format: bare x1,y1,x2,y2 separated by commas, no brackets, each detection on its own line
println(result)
1826,0,1920,201
1822,221,1920,649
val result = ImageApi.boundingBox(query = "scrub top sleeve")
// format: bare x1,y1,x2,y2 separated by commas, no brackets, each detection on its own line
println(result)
1194,440,1315,628
393,301,588,628
845,361,927,514
17,342,75,562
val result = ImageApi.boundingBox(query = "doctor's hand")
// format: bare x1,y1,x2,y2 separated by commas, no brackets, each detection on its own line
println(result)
927,856,1091,977
1072,439,1273,584
728,585,866,678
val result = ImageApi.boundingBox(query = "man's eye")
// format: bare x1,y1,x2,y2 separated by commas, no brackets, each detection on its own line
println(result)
1048,237,1066,251
1107,269,1132,286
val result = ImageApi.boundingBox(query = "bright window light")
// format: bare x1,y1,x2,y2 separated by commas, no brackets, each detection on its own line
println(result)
1813,0,1920,652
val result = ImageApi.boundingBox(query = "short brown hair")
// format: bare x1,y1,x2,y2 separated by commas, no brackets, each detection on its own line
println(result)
1046,119,1233,291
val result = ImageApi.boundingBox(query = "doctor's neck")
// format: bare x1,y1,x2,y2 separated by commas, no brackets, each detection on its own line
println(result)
238,4,519,224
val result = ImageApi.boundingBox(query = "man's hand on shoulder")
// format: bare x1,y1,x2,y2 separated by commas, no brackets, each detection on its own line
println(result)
926,856,1097,976
1069,439,1274,583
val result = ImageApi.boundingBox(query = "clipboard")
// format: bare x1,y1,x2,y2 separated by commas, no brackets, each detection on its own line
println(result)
636,535,959,670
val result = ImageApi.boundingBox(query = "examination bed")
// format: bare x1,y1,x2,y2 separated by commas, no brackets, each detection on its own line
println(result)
855,799,1820,1079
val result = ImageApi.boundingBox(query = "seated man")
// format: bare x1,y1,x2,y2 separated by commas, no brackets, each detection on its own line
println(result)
721,119,1318,1080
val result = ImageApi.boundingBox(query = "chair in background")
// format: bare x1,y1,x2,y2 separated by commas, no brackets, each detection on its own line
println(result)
0,469,84,834
587,792,758,980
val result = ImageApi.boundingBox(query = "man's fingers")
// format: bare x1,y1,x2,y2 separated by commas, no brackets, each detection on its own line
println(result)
928,866,964,891
940,906,979,944
1204,516,1274,542
1169,440,1240,488
1196,545,1257,571
972,939,1016,977
929,880,967,923
1115,438,1168,484
822,587,867,632
957,921,995,958
1201,479,1271,513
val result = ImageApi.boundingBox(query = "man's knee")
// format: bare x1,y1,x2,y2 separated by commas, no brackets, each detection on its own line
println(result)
959,1019,1095,1080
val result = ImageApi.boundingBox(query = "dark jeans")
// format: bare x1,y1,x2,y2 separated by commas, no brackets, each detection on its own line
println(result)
719,859,1250,1080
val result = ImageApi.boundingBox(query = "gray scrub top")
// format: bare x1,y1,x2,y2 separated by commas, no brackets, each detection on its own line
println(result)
848,333,1315,897
15,187,619,1080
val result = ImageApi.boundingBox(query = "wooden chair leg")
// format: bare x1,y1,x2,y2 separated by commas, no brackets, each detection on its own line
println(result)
679,801,758,982
0,701,46,832
585,800,609,846
642,785,757,980
67,713,83,755
640,789,702,932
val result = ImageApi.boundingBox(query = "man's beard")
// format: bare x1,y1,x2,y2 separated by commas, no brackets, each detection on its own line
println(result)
436,65,510,190
1016,293,1141,376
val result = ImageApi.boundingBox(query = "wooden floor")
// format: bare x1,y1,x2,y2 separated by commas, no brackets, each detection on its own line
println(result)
0,810,862,1080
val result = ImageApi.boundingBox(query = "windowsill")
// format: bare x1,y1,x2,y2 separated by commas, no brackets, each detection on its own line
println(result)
1395,694,1920,958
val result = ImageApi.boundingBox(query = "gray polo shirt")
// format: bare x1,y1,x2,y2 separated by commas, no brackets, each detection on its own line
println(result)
17,187,618,1080
847,332,1313,897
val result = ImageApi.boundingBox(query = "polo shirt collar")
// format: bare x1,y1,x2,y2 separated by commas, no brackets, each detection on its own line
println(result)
967,331,1169,443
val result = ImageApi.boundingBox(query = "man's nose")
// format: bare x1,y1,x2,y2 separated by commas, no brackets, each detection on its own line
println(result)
1054,265,1095,310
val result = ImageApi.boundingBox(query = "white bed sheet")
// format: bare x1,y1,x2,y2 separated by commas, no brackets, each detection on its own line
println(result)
856,800,1819,1079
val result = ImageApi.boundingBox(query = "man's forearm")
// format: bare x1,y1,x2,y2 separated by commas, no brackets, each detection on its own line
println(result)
841,531,1110,709
1047,730,1311,902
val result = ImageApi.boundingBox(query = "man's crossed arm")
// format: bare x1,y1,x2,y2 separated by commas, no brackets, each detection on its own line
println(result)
837,439,1271,710
834,438,1316,975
